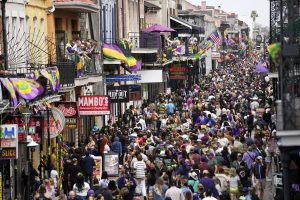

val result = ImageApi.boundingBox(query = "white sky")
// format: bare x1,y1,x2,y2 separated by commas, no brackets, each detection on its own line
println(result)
186,0,270,27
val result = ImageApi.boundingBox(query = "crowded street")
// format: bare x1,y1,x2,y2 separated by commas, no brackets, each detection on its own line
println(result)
29,54,280,200
1,0,300,199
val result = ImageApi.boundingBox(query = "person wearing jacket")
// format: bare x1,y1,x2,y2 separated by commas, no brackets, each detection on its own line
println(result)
112,136,122,158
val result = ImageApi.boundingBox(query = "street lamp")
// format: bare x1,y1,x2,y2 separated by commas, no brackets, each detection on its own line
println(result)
22,106,33,200
263,75,270,107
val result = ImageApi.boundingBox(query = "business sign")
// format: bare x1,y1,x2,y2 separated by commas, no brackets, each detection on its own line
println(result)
55,102,78,128
169,64,187,80
107,86,129,103
0,124,18,159
44,107,66,139
106,74,141,83
78,96,110,115
103,153,119,177
0,148,17,159
128,85,141,101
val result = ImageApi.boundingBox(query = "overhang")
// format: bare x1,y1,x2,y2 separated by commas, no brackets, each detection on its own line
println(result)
277,130,300,146
54,0,99,13
170,16,204,34
144,1,161,10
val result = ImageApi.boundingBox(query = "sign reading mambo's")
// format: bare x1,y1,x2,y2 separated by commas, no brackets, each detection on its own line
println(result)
0,124,18,159
107,86,129,102
78,96,110,115
55,102,78,128
169,64,187,80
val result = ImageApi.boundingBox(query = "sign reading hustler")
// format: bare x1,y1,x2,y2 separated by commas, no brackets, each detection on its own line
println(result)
107,86,129,103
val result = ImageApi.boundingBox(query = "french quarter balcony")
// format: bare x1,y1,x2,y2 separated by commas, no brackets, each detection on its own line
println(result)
56,39,102,88
53,0,100,13
128,32,174,67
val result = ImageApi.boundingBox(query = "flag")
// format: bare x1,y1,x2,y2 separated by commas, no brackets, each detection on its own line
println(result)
24,78,44,95
55,68,60,91
102,43,127,62
10,78,40,100
209,30,222,46
126,56,141,71
40,69,56,92
0,78,18,107
267,43,281,64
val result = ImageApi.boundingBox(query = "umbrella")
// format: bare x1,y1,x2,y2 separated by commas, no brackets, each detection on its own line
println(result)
142,24,176,33
256,62,269,73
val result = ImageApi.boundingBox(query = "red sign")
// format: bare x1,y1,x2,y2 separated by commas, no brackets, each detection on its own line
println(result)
169,64,187,80
55,102,78,128
78,96,110,115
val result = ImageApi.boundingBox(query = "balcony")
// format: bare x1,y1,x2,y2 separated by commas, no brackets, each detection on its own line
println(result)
54,0,100,13
128,32,160,54
56,40,102,87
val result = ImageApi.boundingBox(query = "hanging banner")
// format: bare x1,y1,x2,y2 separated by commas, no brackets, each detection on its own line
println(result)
128,85,141,101
107,85,129,103
78,96,110,115
55,102,78,128
169,63,187,80
106,74,141,83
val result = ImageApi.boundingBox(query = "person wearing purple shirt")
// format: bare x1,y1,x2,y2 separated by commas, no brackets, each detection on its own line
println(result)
199,170,219,198
242,147,257,169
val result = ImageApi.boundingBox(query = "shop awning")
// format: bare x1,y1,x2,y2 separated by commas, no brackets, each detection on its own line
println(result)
170,16,205,34
144,1,161,10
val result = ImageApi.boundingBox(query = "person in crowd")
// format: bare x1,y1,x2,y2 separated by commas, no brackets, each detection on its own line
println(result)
73,174,90,200
33,184,51,200
81,151,95,186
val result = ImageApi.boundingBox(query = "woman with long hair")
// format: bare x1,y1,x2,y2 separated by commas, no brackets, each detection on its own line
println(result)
149,177,168,200
33,184,51,200
73,174,90,200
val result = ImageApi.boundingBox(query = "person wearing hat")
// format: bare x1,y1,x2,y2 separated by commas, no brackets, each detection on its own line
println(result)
188,171,200,193
68,158,82,191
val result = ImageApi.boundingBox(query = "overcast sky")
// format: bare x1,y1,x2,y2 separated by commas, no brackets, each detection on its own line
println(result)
186,0,270,27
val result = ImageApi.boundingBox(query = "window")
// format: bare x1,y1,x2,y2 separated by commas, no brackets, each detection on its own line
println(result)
12,17,17,36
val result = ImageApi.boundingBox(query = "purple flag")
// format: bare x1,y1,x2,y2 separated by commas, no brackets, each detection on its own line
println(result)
0,78,18,107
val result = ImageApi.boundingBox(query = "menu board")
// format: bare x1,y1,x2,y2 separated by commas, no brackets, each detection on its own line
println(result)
92,156,102,180
103,153,119,177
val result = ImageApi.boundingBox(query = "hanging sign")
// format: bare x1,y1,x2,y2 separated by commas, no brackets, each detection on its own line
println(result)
44,108,65,139
55,102,78,128
78,96,110,115
107,85,129,103
169,63,187,80
0,124,18,159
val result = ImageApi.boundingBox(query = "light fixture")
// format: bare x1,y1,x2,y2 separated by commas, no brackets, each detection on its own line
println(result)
27,135,39,147
22,106,33,126
264,76,270,82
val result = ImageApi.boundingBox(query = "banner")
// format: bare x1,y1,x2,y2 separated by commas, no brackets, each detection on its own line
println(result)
169,63,187,80
55,102,78,128
107,85,129,103
78,96,110,115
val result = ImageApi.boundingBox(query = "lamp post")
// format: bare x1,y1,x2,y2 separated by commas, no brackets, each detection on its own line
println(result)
22,107,33,200
263,75,270,107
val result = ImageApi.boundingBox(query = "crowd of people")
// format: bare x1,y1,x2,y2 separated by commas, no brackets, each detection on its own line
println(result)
59,38,99,77
32,54,279,200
